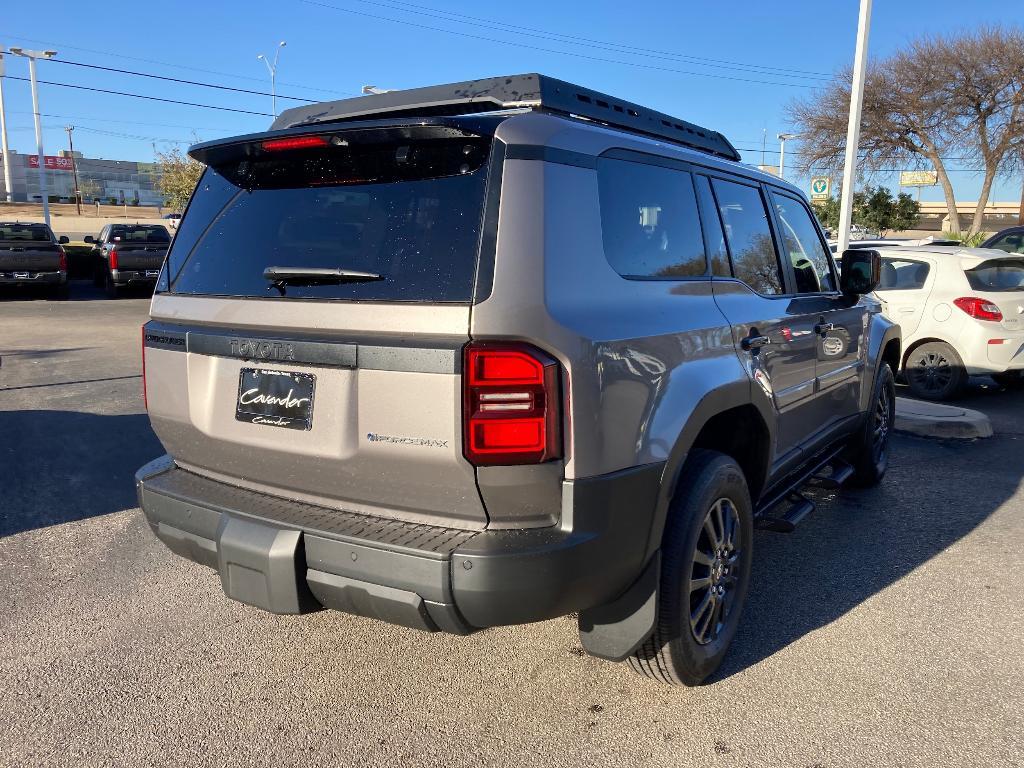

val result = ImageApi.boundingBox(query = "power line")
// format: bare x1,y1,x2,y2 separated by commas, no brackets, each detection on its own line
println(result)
343,0,830,81
1,33,358,98
11,111,234,132
3,76,273,117
298,0,821,89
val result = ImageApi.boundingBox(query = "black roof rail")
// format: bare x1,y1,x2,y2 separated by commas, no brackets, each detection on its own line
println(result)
272,74,740,162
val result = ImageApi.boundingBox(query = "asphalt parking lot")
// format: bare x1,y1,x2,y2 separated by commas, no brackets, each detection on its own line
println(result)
1,283,1022,768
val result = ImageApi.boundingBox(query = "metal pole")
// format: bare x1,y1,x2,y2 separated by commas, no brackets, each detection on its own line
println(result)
836,0,872,255
0,58,13,203
779,137,787,180
65,125,81,215
27,57,51,227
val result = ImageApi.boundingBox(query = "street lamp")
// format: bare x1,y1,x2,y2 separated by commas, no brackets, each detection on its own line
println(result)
777,133,797,180
361,85,391,95
0,48,13,203
10,47,56,226
256,41,286,116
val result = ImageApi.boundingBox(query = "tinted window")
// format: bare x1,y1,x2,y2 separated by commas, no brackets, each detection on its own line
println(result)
597,158,706,279
771,192,835,293
964,258,1024,292
711,179,784,295
0,224,51,242
168,136,491,302
694,176,731,276
110,225,170,243
878,258,931,291
987,232,1024,255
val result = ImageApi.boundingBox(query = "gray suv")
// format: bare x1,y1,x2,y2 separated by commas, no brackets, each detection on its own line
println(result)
136,75,900,686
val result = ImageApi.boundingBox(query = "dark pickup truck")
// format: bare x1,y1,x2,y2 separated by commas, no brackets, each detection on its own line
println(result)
86,224,171,298
0,222,69,299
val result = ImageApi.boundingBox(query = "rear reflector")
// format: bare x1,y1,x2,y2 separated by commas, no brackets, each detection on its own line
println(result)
463,342,562,466
261,135,328,152
954,297,1003,322
989,339,1006,345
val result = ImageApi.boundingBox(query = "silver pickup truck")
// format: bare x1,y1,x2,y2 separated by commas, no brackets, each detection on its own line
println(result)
0,222,69,299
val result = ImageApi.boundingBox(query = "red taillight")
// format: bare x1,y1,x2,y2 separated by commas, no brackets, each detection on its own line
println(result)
141,325,147,410
108,245,118,270
261,135,328,152
463,342,562,466
57,246,67,272
954,297,1003,322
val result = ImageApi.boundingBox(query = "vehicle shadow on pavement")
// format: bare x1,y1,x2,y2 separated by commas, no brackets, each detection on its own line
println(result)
0,409,163,538
716,432,1021,681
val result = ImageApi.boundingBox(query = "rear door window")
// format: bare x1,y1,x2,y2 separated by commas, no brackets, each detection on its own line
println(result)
878,258,931,290
964,258,1024,292
596,158,707,278
166,134,492,302
711,179,785,295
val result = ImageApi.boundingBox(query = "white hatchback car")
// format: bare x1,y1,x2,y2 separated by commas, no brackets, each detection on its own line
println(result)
871,246,1024,399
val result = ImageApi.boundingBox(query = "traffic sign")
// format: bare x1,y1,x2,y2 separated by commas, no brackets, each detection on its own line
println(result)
810,177,830,200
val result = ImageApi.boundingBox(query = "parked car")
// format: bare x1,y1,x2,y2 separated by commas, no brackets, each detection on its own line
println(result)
828,236,961,254
135,74,900,686
85,224,171,298
873,246,1024,398
0,221,69,299
981,225,1024,255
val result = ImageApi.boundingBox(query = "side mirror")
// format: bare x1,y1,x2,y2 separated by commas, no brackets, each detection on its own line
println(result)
58,235,70,244
840,248,881,296
83,235,95,244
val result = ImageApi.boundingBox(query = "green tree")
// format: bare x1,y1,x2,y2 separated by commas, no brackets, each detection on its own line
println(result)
811,196,841,232
812,186,919,236
155,147,204,212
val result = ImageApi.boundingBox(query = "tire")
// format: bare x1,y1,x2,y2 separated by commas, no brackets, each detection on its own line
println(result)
904,341,967,401
104,271,121,299
845,363,896,487
992,371,1024,389
629,450,753,686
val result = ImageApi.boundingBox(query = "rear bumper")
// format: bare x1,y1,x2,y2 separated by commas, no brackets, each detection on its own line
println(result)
136,456,661,632
0,270,65,285
111,268,159,285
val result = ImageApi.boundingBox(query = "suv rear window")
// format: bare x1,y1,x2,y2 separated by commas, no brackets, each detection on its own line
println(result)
0,224,51,242
166,134,491,302
111,225,170,243
964,258,1024,292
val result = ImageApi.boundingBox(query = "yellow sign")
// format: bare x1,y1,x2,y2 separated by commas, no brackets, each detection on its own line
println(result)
899,170,938,187
810,177,830,200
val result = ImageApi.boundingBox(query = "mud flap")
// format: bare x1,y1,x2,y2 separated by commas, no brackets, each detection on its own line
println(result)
577,552,660,661
216,515,320,614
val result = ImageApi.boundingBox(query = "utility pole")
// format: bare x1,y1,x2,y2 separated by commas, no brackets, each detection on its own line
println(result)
65,125,81,215
10,47,57,227
836,0,872,255
0,49,13,203
1018,168,1024,226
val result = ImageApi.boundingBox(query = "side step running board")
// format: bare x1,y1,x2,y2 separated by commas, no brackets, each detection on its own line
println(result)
809,458,855,490
755,492,815,533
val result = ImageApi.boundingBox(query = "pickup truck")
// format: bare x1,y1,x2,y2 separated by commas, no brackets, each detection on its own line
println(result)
0,222,69,299
86,224,171,298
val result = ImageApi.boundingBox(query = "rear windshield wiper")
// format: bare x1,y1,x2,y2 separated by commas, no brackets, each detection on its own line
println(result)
263,266,383,294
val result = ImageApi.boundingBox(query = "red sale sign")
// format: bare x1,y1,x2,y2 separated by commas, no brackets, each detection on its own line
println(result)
28,155,75,171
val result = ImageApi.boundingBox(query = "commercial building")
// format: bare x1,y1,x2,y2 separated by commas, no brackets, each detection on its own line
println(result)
0,149,164,206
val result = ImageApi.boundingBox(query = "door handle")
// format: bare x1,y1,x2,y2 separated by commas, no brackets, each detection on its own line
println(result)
814,322,835,335
741,334,771,351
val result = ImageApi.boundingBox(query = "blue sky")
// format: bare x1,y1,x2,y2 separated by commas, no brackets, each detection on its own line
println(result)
2,0,1021,203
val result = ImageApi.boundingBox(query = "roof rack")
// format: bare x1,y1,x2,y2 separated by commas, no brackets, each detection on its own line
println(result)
272,74,740,162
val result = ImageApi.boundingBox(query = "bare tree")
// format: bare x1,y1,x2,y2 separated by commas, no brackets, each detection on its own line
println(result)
789,27,1024,236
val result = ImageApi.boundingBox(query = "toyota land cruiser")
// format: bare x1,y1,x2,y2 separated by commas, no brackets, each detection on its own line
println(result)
136,75,900,686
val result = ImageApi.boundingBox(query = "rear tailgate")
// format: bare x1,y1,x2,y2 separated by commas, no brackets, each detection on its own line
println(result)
0,241,62,273
115,243,167,271
963,256,1024,332
144,122,498,528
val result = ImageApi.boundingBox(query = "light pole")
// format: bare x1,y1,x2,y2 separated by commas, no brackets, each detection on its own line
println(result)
256,41,286,116
0,48,13,203
836,0,872,255
10,47,57,227
777,133,796,180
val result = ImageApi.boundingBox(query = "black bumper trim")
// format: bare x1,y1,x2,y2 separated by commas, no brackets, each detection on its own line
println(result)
136,457,663,632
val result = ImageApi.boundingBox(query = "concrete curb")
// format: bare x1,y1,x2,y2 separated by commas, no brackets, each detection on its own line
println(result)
894,397,993,440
